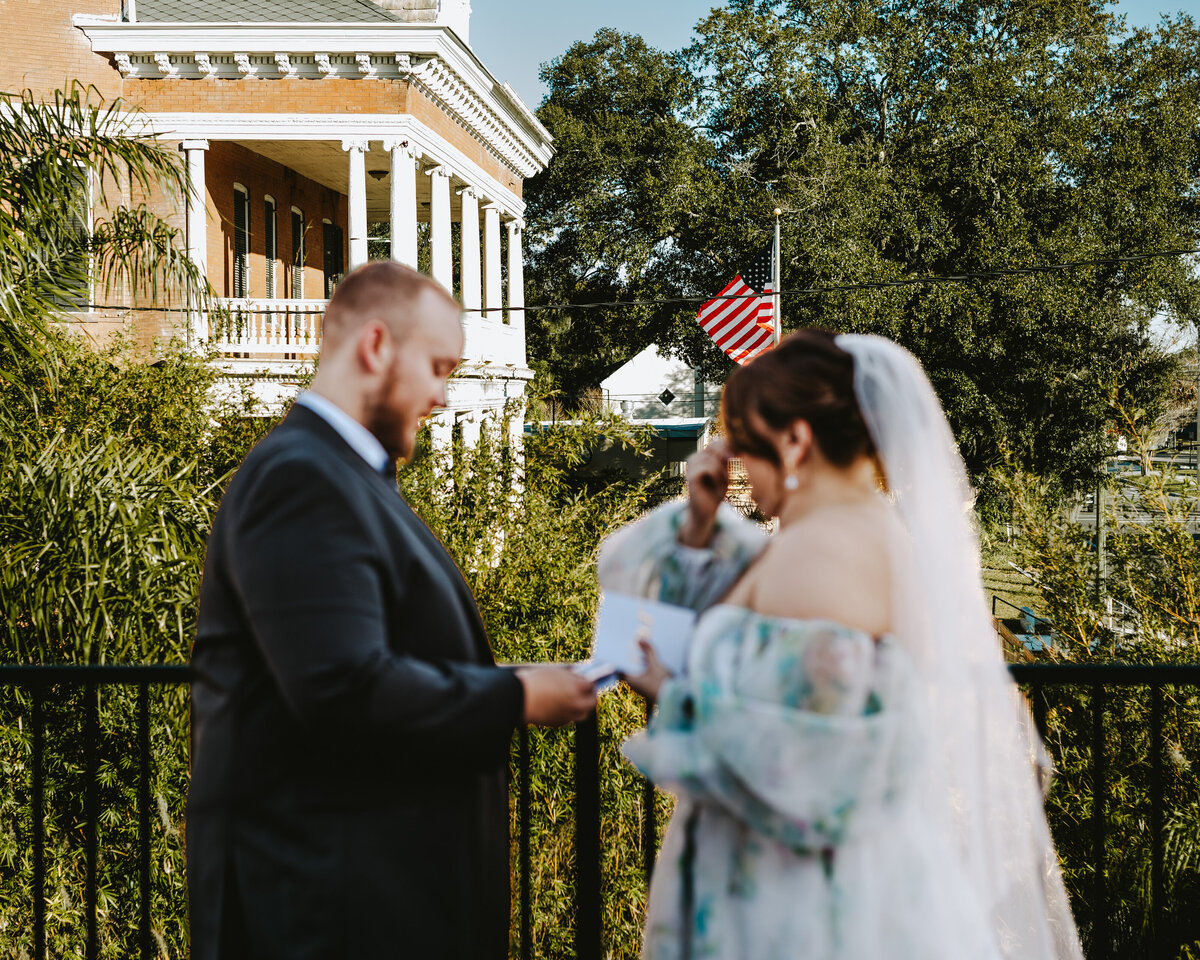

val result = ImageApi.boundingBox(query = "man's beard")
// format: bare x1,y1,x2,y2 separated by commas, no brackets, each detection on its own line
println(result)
363,364,410,463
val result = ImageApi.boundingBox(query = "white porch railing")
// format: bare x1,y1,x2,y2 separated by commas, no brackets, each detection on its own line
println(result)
208,298,326,357
205,297,528,369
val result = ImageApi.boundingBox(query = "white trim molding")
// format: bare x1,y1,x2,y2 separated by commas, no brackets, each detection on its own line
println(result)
73,20,553,179
137,112,527,218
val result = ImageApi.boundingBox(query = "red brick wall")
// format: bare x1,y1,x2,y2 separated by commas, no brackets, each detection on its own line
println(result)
127,78,523,198
204,141,346,300
0,0,123,99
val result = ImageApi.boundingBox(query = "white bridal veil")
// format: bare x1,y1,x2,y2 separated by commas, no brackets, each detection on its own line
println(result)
836,334,1083,960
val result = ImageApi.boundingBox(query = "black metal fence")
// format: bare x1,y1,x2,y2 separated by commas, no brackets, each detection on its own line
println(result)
0,664,190,960
3,663,1200,959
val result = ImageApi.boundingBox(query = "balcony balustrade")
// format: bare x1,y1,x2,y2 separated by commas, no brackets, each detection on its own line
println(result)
200,298,528,370
2,663,1198,959
206,297,326,359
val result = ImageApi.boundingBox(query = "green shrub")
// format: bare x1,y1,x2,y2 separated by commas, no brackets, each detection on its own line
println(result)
1001,448,1200,958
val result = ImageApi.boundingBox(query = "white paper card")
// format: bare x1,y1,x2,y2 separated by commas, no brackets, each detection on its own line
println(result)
580,592,696,687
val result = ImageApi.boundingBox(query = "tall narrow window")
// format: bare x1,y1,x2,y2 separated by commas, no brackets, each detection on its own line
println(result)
52,172,93,310
233,184,250,298
263,196,277,298
323,219,344,299
291,207,304,299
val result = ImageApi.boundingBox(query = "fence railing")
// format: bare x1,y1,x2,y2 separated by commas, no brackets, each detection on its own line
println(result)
0,664,190,960
3,663,1200,959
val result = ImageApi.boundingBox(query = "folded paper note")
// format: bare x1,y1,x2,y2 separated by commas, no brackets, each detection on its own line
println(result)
576,592,696,690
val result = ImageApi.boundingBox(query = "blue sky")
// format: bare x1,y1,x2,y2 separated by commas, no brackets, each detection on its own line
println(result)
471,0,1194,110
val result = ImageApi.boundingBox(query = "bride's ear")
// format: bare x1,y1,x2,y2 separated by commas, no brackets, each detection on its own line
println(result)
780,419,814,471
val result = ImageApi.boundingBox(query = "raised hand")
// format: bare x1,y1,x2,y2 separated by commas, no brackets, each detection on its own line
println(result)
680,439,732,548
515,664,597,726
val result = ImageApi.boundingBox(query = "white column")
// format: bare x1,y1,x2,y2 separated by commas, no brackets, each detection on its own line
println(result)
482,202,501,320
179,139,209,345
430,410,454,449
342,138,369,271
507,218,525,336
429,409,454,482
459,410,480,449
458,186,481,314
507,409,525,492
384,139,417,268
427,165,453,291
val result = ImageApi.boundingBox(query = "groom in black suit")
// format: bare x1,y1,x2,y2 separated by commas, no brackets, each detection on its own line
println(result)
188,262,595,959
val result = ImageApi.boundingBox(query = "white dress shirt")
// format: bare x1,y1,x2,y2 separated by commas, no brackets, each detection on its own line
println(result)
295,391,390,474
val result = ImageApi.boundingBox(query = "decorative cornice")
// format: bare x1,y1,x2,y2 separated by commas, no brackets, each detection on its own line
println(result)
133,111,527,217
195,52,218,78
273,52,295,78
355,52,376,78
73,19,553,179
408,57,540,179
234,53,256,78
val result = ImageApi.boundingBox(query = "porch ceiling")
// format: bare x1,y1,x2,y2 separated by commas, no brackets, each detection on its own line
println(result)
232,139,453,222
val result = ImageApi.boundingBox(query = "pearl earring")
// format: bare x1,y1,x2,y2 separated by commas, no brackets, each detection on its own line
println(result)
784,473,799,491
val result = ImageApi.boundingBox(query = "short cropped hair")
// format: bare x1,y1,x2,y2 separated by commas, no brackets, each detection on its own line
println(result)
321,262,457,349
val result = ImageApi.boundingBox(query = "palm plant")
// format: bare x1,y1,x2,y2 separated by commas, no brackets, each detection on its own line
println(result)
0,82,207,378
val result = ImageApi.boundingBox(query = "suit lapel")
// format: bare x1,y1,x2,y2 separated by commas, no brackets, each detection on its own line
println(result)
390,496,498,667
283,405,496,666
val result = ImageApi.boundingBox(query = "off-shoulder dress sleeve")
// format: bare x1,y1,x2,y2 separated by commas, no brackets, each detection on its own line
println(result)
598,498,768,734
624,613,918,855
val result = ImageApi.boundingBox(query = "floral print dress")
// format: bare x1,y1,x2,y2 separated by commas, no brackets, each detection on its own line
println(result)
599,501,1001,960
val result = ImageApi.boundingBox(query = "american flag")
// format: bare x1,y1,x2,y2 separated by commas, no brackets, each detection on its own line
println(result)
696,243,776,364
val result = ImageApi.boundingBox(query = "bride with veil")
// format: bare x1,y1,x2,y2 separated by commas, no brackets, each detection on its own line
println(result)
604,329,1082,959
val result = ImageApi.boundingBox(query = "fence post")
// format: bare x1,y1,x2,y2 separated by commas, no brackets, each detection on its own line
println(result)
574,713,601,960
85,679,99,960
519,724,532,960
138,682,152,959
1151,682,1164,951
1092,681,1107,958
32,684,45,960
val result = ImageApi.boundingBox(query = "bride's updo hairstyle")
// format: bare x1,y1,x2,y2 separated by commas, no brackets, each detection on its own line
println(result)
721,329,875,468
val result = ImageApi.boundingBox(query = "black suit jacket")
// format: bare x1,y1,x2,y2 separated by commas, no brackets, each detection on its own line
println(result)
188,404,524,960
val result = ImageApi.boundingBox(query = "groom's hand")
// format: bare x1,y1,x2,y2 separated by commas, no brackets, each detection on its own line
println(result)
515,665,597,726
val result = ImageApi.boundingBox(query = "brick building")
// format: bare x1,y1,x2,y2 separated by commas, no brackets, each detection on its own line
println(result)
2,0,552,436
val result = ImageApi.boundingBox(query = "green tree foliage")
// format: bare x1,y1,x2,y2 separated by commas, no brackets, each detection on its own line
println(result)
525,30,721,397
525,1,1200,488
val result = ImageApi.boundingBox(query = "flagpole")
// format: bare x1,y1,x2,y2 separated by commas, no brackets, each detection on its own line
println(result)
772,207,782,346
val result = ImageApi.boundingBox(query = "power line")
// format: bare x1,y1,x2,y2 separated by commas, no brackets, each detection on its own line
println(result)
512,246,1200,313
74,245,1200,316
